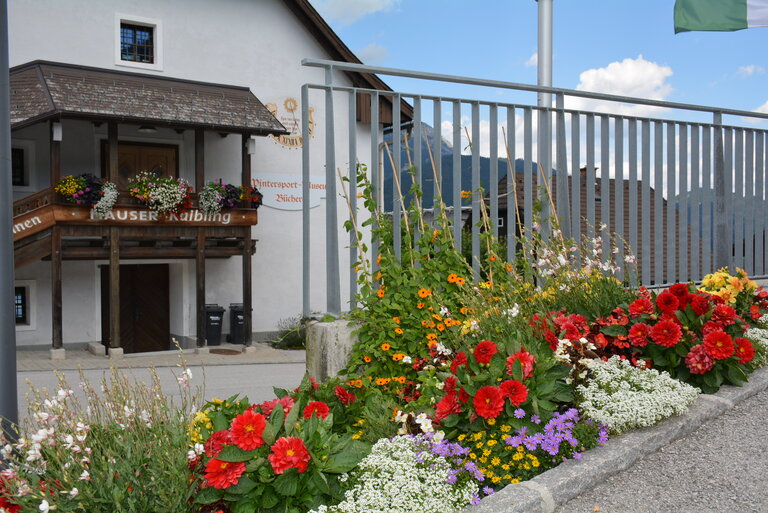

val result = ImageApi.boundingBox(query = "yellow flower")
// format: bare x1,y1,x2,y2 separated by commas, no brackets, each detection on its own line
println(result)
511,478,521,484
458,434,466,441
487,440,497,447
475,441,484,449
487,418,496,426
491,457,501,466
500,425,511,433
479,456,488,464
492,476,502,484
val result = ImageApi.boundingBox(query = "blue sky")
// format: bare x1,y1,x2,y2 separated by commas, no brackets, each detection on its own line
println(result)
308,0,768,121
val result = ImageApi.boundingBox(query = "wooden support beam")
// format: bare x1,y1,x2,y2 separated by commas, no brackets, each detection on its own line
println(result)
242,228,253,346
109,227,120,349
195,128,205,190
107,121,118,183
51,227,62,349
242,133,252,189
196,229,206,347
50,122,61,187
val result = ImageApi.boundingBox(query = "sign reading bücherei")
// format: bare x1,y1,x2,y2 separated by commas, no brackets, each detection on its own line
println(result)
253,174,326,211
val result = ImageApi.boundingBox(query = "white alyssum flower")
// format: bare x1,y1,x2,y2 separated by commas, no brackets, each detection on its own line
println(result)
309,435,479,513
576,356,700,435
38,499,50,513
92,181,118,219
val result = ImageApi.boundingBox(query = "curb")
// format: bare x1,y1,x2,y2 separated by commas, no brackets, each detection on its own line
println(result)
464,365,768,513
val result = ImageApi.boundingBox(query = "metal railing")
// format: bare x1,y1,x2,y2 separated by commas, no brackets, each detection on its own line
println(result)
301,59,768,316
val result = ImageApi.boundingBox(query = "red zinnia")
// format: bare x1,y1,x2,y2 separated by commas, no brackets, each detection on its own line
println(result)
499,379,529,406
204,458,246,489
434,393,462,422
734,337,755,364
668,283,691,308
702,320,724,337
474,340,498,365
334,385,356,405
473,386,505,419
451,351,469,374
303,401,330,420
650,320,682,347
204,429,234,457
628,298,654,318
229,410,266,451
507,350,535,379
685,344,714,375
690,294,711,316
268,437,311,475
703,331,735,360
656,292,680,312
711,304,737,326
628,322,651,347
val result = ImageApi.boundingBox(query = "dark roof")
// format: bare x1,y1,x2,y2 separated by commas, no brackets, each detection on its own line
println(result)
9,61,288,135
283,0,413,122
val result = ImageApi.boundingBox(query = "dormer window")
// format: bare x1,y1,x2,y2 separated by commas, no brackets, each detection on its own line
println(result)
115,14,163,71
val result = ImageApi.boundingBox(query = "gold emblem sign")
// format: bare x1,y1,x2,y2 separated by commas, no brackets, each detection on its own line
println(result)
266,98,315,149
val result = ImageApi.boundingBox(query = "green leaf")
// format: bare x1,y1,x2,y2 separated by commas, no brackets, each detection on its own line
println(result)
310,469,331,495
601,324,628,337
261,489,279,509
217,445,256,463
440,414,459,428
194,487,223,505
725,365,747,386
284,399,301,435
213,410,230,432
227,475,259,495
324,439,370,473
274,470,299,496
246,457,267,472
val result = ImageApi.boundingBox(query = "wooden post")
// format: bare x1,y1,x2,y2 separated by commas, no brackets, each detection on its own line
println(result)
107,121,118,183
50,121,61,187
109,228,120,349
242,229,253,346
242,133,252,189
195,129,205,190
196,229,206,347
51,227,62,349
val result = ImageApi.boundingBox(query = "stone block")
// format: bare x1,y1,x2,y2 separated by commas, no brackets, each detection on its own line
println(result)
49,348,66,360
108,347,124,359
306,319,357,382
87,342,105,356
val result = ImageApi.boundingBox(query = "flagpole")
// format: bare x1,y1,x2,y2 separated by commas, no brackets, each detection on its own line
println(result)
537,0,553,108
537,0,554,236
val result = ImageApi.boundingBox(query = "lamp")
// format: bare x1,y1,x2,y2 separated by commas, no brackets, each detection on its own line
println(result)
137,125,157,134
52,121,63,141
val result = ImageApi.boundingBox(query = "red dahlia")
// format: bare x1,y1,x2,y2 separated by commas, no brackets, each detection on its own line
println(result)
451,351,469,374
690,294,711,316
499,379,529,406
303,401,330,420
734,337,755,364
711,304,737,326
685,344,714,375
702,320,724,336
628,298,654,318
650,320,682,347
628,322,651,347
204,459,246,489
204,429,234,457
474,340,498,365
656,292,679,312
507,350,535,379
334,385,356,405
434,392,462,422
229,410,266,451
268,437,311,475
703,331,735,360
473,386,505,419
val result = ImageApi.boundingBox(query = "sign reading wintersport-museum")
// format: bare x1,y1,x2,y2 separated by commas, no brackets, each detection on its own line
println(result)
253,174,326,210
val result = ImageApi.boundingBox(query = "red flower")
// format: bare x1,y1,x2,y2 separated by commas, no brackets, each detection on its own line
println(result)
445,376,458,395
703,331,735,360
204,429,234,457
668,283,691,308
451,352,469,374
595,333,610,348
507,350,535,379
628,298,654,318
702,320,724,337
434,393,462,422
259,399,278,417
499,379,529,406
656,292,679,312
474,340,498,365
734,337,755,364
459,387,470,404
472,386,505,419
685,344,714,375
750,304,761,321
279,396,295,415
628,322,651,347
303,401,330,420
711,304,737,326
204,459,246,489
650,320,682,347
690,294,711,316
545,331,559,351
560,322,582,341
268,437,311,475
229,410,266,451
334,385,356,405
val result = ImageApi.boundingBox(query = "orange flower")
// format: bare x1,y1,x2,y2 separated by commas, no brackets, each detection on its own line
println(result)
394,328,404,335
381,343,391,351
375,271,382,281
375,377,391,386
393,317,401,324
426,333,438,341
506,263,513,272
437,323,445,332
461,190,472,199
432,314,443,321
363,355,372,363
418,288,432,298
377,287,385,298
448,273,459,283
490,254,497,262
455,277,466,286
376,254,382,265
417,302,425,309
427,339,438,348
392,353,405,361
347,379,363,388
394,376,406,384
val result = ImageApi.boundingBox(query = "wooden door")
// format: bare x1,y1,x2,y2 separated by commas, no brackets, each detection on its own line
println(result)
101,264,170,353
101,142,178,190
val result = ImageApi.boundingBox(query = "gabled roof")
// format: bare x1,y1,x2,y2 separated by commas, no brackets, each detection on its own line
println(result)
282,0,413,122
9,61,288,135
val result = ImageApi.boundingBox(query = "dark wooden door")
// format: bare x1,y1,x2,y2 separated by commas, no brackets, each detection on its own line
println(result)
101,142,179,190
101,264,170,353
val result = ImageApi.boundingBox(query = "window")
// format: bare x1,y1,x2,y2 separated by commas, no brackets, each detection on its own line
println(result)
115,15,162,71
12,147,26,186
15,286,27,325
120,23,154,63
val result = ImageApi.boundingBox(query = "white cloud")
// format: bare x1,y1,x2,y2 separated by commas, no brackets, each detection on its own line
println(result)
567,55,673,117
754,100,768,115
356,42,388,64
525,52,538,68
310,0,400,25
737,64,764,77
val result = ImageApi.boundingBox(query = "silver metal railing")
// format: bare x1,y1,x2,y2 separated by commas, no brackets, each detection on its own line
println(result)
301,59,768,316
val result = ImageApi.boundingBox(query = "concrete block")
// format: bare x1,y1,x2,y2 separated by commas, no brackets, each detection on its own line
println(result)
87,342,105,356
306,319,358,382
49,348,66,360
195,346,210,355
108,347,124,359
242,345,259,354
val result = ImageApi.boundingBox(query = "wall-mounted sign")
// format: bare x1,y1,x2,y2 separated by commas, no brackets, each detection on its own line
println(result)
253,174,325,210
265,98,314,149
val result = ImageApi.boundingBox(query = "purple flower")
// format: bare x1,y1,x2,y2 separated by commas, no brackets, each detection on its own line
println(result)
573,451,583,460
482,486,494,495
530,414,541,424
470,494,481,505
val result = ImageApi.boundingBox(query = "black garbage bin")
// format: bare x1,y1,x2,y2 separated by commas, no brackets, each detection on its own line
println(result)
228,303,245,344
205,304,225,346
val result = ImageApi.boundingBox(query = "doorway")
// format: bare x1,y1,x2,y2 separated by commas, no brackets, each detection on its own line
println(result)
100,264,170,353
100,141,179,190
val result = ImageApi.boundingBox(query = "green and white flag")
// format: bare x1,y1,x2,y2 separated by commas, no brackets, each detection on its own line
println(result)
674,0,768,33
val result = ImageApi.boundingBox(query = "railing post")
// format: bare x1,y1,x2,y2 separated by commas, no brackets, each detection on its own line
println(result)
301,84,311,318
713,112,731,272
555,93,570,239
325,67,341,315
